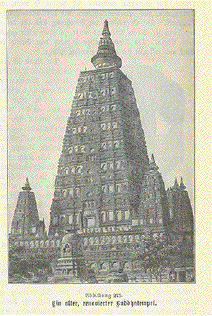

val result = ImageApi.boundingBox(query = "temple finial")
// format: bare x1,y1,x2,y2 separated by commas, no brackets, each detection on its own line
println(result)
180,177,186,190
22,177,31,191
102,19,111,37
149,154,159,170
91,20,122,69
151,154,155,163
173,177,179,189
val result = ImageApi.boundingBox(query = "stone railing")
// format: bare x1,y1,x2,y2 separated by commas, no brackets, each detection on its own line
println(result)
76,224,165,235
9,236,62,249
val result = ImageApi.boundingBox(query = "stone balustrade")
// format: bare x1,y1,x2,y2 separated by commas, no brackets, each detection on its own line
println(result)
9,237,62,249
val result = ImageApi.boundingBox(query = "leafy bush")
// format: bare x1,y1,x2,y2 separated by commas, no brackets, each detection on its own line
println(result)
8,247,52,281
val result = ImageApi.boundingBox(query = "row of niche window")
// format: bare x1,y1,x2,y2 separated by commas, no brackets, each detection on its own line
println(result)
11,227,21,234
101,140,120,150
54,187,80,198
101,121,117,130
13,223,41,235
101,210,130,222
71,122,117,135
52,211,163,226
56,213,96,228
67,140,120,155
68,145,86,154
73,104,117,119
100,104,116,113
94,261,139,271
78,71,115,83
83,234,140,246
139,217,163,225
86,155,97,161
64,165,83,175
75,108,90,117
53,214,79,225
77,87,116,100
60,159,123,175
100,160,123,171
72,125,87,134
83,200,95,208
55,182,127,198
83,232,165,246
74,105,117,117
101,182,128,194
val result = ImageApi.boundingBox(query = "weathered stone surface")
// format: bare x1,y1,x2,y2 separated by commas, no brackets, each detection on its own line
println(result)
11,178,41,236
167,177,194,237
49,39,153,236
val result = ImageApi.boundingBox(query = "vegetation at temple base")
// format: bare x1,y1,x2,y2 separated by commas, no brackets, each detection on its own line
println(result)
8,235,194,283
104,268,129,283
8,246,53,283
134,234,194,282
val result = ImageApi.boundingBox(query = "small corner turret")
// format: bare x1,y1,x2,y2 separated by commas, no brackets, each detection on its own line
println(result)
10,178,40,236
167,177,194,237
22,177,31,191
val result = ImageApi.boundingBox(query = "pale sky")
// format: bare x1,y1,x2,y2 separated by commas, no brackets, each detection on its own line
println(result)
7,10,194,230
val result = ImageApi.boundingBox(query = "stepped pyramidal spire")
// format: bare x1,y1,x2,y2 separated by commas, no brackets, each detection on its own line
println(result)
167,176,194,235
48,20,193,262
91,20,122,69
49,20,152,236
22,177,31,191
11,178,39,236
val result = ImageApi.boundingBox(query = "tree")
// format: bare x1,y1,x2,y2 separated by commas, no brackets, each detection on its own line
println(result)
134,234,188,282
8,246,52,282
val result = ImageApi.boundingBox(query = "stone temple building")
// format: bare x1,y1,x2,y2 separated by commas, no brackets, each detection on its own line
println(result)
9,20,194,283
48,20,172,237
10,178,46,237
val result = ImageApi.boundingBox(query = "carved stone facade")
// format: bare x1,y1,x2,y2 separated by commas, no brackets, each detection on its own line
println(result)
167,177,194,244
138,154,171,231
48,65,152,235
47,20,194,282
48,20,170,238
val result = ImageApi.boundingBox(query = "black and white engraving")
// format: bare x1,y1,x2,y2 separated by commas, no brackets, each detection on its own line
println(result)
8,11,194,284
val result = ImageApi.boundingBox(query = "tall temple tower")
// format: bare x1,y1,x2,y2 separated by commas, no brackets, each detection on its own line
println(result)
11,178,40,236
167,177,194,241
8,20,194,283
49,20,169,237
